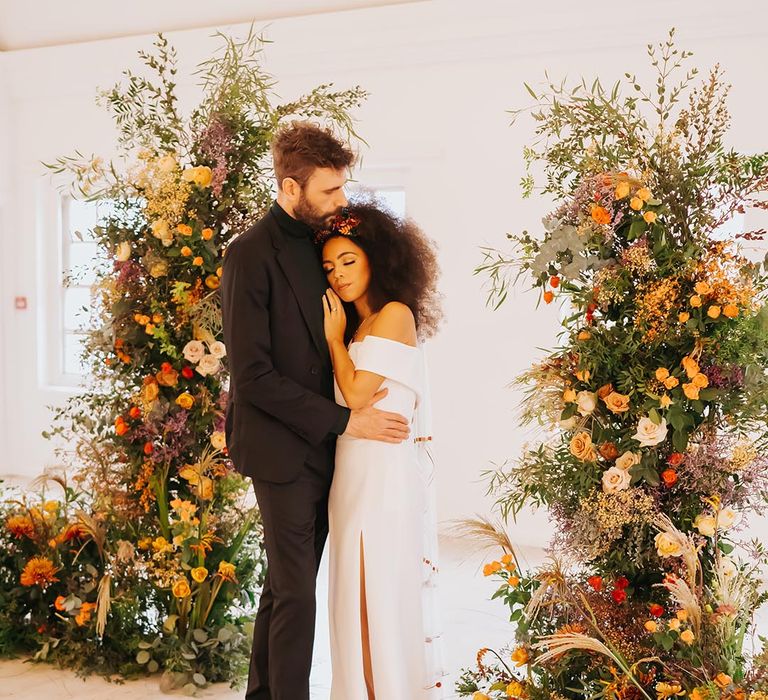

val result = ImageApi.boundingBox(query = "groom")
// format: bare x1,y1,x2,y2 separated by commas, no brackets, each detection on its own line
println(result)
220,121,410,700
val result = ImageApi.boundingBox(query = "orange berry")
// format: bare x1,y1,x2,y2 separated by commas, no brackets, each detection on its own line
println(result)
543,291,554,304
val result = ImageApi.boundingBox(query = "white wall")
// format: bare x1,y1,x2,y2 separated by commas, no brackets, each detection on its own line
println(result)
2,0,768,546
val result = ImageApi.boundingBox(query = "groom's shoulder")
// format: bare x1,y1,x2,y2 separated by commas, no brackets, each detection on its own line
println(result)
226,213,277,261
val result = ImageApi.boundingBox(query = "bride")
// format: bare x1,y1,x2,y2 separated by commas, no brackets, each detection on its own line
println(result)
317,201,446,699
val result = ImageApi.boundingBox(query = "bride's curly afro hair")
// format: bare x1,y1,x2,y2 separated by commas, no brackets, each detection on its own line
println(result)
319,195,443,341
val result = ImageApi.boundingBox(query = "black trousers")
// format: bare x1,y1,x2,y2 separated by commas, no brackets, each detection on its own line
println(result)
245,448,334,700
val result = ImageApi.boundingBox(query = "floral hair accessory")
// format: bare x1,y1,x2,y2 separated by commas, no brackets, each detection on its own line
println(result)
315,207,361,244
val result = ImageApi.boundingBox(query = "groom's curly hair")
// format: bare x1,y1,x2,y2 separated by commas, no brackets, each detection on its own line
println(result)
321,195,443,341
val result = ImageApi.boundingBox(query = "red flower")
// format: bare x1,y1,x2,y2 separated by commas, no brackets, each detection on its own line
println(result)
661,469,678,488
587,575,603,592
615,576,629,590
143,442,154,455
667,452,684,467
550,276,560,289
649,603,665,618
128,406,141,420
611,589,627,604
182,366,194,379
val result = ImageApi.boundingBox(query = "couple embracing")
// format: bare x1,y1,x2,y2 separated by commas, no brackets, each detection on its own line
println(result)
221,122,446,700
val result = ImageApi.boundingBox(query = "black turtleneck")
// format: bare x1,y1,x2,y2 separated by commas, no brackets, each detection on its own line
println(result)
269,201,351,436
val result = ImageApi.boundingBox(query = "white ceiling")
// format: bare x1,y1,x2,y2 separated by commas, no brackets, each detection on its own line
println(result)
0,0,421,51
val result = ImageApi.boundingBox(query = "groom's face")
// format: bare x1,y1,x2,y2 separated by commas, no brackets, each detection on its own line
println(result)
292,167,348,230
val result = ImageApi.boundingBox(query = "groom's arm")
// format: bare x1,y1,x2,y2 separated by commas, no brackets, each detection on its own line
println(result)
221,239,350,446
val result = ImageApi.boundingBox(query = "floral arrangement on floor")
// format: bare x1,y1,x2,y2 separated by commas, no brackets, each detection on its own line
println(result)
459,29,768,700
0,30,365,693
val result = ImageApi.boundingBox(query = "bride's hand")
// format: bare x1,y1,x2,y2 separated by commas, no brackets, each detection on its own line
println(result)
322,288,346,344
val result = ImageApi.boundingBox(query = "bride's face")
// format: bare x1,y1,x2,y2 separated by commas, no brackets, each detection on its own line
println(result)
321,236,371,304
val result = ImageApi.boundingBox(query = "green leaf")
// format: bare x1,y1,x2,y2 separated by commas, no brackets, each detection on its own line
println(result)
649,408,661,425
628,219,647,241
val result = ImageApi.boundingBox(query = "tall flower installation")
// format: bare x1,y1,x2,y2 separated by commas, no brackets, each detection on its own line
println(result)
459,30,768,700
0,31,366,692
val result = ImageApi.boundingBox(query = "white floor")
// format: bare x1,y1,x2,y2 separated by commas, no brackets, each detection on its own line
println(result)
0,534,543,700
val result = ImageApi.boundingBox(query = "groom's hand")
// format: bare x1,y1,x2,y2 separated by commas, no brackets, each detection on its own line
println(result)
344,389,410,443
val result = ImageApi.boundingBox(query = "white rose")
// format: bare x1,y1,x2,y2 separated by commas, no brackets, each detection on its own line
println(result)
632,416,668,447
183,340,205,363
694,513,717,537
615,451,641,471
602,466,632,493
157,154,177,173
716,508,741,530
208,341,227,359
576,391,597,417
718,557,738,578
116,241,131,262
196,354,221,377
210,431,226,450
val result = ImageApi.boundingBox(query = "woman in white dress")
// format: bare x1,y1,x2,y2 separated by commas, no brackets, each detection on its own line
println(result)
317,202,446,699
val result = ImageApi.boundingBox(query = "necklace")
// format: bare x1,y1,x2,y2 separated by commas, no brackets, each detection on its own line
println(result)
352,313,377,343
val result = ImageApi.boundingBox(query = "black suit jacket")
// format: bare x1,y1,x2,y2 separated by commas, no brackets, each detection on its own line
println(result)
220,202,350,483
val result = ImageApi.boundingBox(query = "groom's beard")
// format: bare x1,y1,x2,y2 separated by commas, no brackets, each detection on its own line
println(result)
293,193,341,231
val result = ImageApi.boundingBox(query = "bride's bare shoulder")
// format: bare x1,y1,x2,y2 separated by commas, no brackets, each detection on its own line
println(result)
370,302,417,346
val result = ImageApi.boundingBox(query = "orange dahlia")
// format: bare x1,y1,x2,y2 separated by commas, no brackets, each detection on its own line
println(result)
20,556,59,588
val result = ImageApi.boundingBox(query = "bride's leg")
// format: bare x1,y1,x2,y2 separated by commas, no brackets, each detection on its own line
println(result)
360,534,375,700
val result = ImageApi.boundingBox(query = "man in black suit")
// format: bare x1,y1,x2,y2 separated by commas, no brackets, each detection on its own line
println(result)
220,122,409,700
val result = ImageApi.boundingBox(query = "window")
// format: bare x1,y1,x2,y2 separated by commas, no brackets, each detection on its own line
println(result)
59,196,108,378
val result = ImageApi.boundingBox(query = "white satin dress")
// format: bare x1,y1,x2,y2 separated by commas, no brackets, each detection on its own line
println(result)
328,335,447,699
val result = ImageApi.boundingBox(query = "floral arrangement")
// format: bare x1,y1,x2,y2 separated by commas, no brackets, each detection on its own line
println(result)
460,30,768,700
0,30,366,693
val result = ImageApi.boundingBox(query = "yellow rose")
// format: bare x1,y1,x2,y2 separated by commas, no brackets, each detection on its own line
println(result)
690,295,702,308
680,629,695,645
707,305,721,319
676,609,688,621
176,392,195,409
506,681,525,697
643,211,657,224
678,311,690,323
218,560,237,582
472,694,491,700
191,567,208,583
655,532,683,558
682,383,700,400
615,181,631,199
636,187,652,201
149,260,169,278
668,618,681,631
577,330,591,341
630,196,644,211
655,367,670,381
570,432,597,462
172,578,191,598
603,391,630,414
644,620,657,633
194,166,213,188
563,388,577,403
692,373,709,389
659,394,672,408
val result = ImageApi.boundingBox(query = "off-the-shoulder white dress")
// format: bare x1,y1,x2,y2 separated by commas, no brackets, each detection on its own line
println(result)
328,335,446,699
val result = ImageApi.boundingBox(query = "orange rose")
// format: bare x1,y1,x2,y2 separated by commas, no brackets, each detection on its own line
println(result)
191,567,208,583
172,578,191,598
655,367,670,382
692,373,709,388
694,281,711,295
681,356,700,378
176,392,195,410
193,256,204,266
599,442,619,460
201,228,214,240
570,432,597,462
683,383,700,400
591,205,612,225
714,672,732,689
615,181,631,199
156,363,179,387
643,211,657,224
205,275,220,290
678,312,690,323
723,304,739,318
661,468,678,487
636,187,652,201
603,392,630,414
630,197,643,211
177,224,193,237
180,246,192,257
663,376,679,390
597,383,614,399
707,305,721,319
690,295,702,308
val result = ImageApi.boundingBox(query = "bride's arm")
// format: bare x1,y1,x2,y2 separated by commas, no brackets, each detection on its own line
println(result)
323,294,417,410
